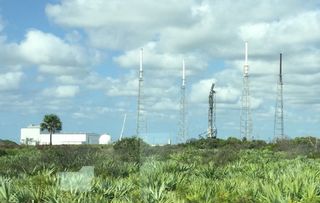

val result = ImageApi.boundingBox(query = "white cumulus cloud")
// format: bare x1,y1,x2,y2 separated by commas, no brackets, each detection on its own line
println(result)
19,30,88,66
0,72,23,91
42,85,80,98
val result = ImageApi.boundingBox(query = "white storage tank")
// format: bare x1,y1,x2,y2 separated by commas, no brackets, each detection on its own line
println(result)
99,134,112,144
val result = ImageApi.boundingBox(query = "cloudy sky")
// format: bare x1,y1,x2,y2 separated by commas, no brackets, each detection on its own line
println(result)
0,0,319,143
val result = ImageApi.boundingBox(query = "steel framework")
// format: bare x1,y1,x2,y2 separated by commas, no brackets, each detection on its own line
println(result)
274,53,285,140
136,48,146,137
240,42,253,140
179,59,187,142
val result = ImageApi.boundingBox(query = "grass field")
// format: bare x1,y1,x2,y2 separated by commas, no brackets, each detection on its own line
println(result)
0,137,320,202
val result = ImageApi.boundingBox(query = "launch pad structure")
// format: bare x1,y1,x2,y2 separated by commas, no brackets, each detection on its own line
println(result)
208,83,217,138
134,44,287,143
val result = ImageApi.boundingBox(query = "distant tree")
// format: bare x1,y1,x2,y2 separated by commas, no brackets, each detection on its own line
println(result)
40,114,62,146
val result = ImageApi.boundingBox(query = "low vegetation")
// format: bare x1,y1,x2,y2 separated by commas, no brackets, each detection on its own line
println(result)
0,136,320,202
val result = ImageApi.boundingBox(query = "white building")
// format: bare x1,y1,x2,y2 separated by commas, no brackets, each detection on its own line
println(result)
20,124,105,145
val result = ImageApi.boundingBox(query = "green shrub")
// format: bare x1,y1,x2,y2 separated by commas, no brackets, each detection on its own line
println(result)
0,150,7,157
185,138,223,149
214,148,240,166
39,145,99,170
113,137,148,162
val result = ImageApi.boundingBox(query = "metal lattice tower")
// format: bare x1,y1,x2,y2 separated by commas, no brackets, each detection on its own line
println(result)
179,59,187,142
240,42,253,140
274,53,285,140
136,48,146,137
208,83,217,138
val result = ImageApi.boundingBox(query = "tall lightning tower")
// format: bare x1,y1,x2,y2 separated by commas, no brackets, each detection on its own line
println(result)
274,53,285,140
136,48,146,137
240,42,253,140
208,83,217,138
179,59,187,142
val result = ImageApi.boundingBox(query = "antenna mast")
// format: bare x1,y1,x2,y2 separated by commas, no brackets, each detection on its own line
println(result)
274,53,285,140
179,59,187,142
136,48,146,137
119,113,127,141
208,83,217,138
240,42,253,140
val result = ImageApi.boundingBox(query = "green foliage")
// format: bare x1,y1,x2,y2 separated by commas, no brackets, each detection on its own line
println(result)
0,137,320,202
0,140,18,148
0,177,14,202
40,114,62,146
213,147,240,166
40,114,62,133
113,137,148,162
38,145,99,170
185,137,222,149
0,149,7,157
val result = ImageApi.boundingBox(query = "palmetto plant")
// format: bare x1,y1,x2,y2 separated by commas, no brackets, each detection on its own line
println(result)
2,145,320,202
0,177,14,202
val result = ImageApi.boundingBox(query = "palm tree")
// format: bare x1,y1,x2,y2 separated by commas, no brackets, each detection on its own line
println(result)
40,114,62,145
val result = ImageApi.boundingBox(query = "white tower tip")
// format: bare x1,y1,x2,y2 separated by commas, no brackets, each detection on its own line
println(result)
182,59,185,87
244,42,249,76
245,42,248,65
139,48,143,79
